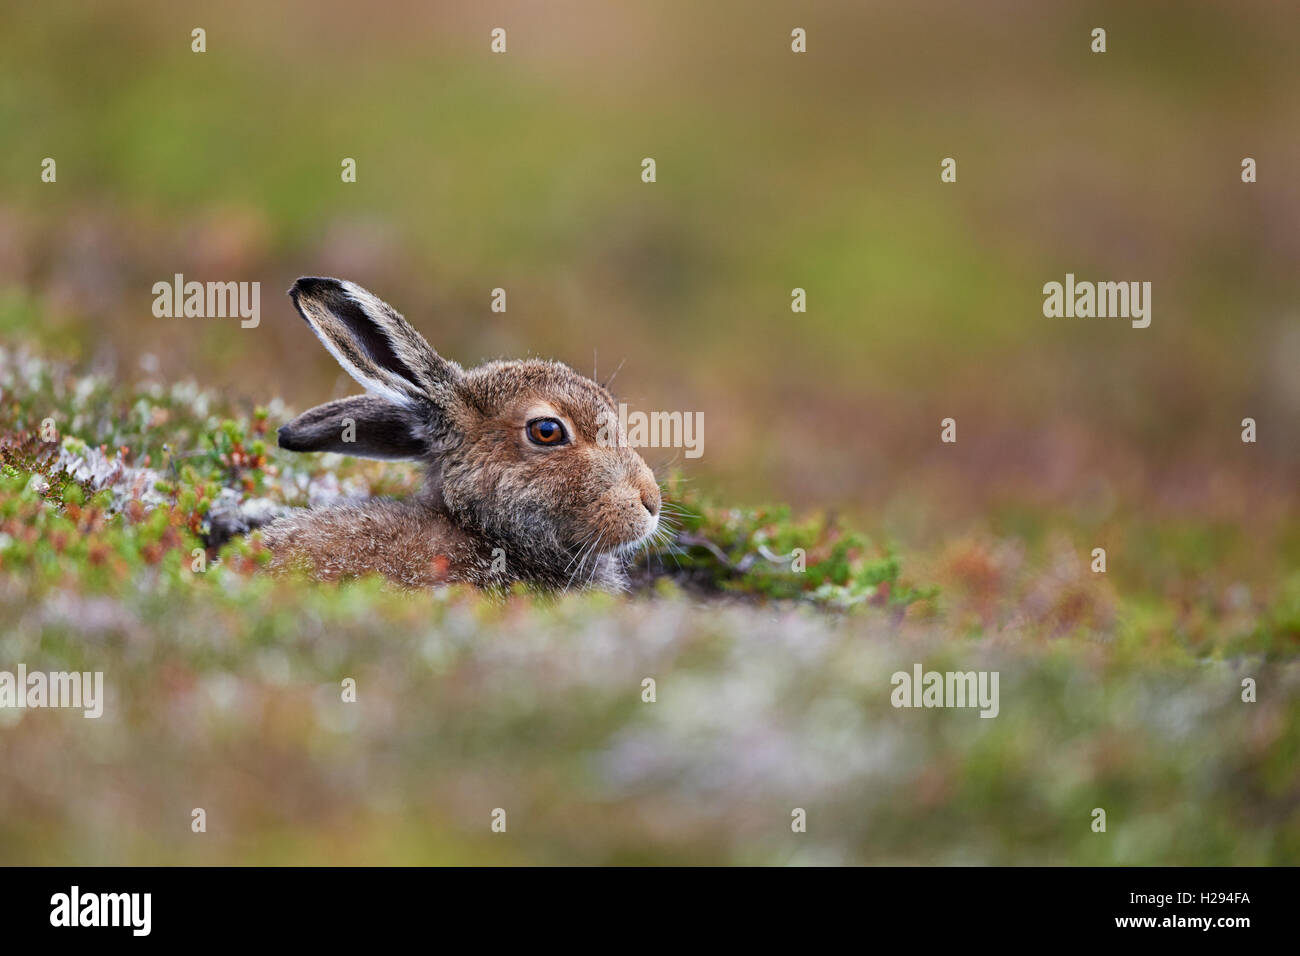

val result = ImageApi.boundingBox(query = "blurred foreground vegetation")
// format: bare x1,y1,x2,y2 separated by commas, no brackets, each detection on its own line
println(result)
1,344,1296,864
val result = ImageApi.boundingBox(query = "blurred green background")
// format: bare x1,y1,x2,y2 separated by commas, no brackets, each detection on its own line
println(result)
0,1,1298,864
3,0,1296,539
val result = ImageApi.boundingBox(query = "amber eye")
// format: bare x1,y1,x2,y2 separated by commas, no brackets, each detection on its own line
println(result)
526,417,568,446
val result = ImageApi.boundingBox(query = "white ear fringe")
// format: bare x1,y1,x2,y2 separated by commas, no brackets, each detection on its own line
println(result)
303,282,417,409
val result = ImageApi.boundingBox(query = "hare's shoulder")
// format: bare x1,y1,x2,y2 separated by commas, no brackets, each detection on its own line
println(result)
262,499,487,587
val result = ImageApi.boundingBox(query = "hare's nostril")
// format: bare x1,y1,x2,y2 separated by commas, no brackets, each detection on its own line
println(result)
640,488,659,517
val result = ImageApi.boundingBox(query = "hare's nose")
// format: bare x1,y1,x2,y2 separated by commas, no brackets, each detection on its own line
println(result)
640,482,661,517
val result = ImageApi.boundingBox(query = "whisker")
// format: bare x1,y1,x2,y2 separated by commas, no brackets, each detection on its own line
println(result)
603,357,627,390
567,529,606,590
584,531,609,586
563,528,600,573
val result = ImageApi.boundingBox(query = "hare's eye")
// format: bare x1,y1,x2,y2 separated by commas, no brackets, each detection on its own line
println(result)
526,417,568,446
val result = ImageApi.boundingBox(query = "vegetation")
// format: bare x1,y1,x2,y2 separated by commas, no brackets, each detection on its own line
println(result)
1,345,1295,865
0,0,1296,865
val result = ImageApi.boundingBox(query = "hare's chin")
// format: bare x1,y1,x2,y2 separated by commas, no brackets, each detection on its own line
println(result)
581,514,658,559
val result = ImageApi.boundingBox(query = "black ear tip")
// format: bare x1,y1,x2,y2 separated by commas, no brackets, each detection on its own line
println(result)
276,423,304,451
288,276,338,300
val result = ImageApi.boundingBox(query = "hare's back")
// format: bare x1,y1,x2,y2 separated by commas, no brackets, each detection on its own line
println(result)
263,500,479,587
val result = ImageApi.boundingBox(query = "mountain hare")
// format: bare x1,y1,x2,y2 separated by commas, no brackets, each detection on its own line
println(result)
261,277,662,590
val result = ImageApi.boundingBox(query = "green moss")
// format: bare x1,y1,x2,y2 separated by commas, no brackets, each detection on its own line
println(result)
636,488,936,611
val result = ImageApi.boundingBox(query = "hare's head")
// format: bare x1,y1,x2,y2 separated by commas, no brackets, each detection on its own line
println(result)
277,278,661,574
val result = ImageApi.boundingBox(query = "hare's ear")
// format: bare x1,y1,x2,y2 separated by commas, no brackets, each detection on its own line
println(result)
277,395,430,460
288,277,461,408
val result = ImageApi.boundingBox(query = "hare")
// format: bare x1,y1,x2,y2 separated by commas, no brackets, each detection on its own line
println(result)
259,277,662,591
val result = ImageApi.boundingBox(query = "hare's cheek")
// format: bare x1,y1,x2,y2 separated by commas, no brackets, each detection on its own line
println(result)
565,495,614,544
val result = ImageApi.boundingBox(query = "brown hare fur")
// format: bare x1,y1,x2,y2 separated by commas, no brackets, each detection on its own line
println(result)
262,277,662,591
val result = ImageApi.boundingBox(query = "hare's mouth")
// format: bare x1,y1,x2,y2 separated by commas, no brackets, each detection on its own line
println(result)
610,512,660,557
569,513,658,561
